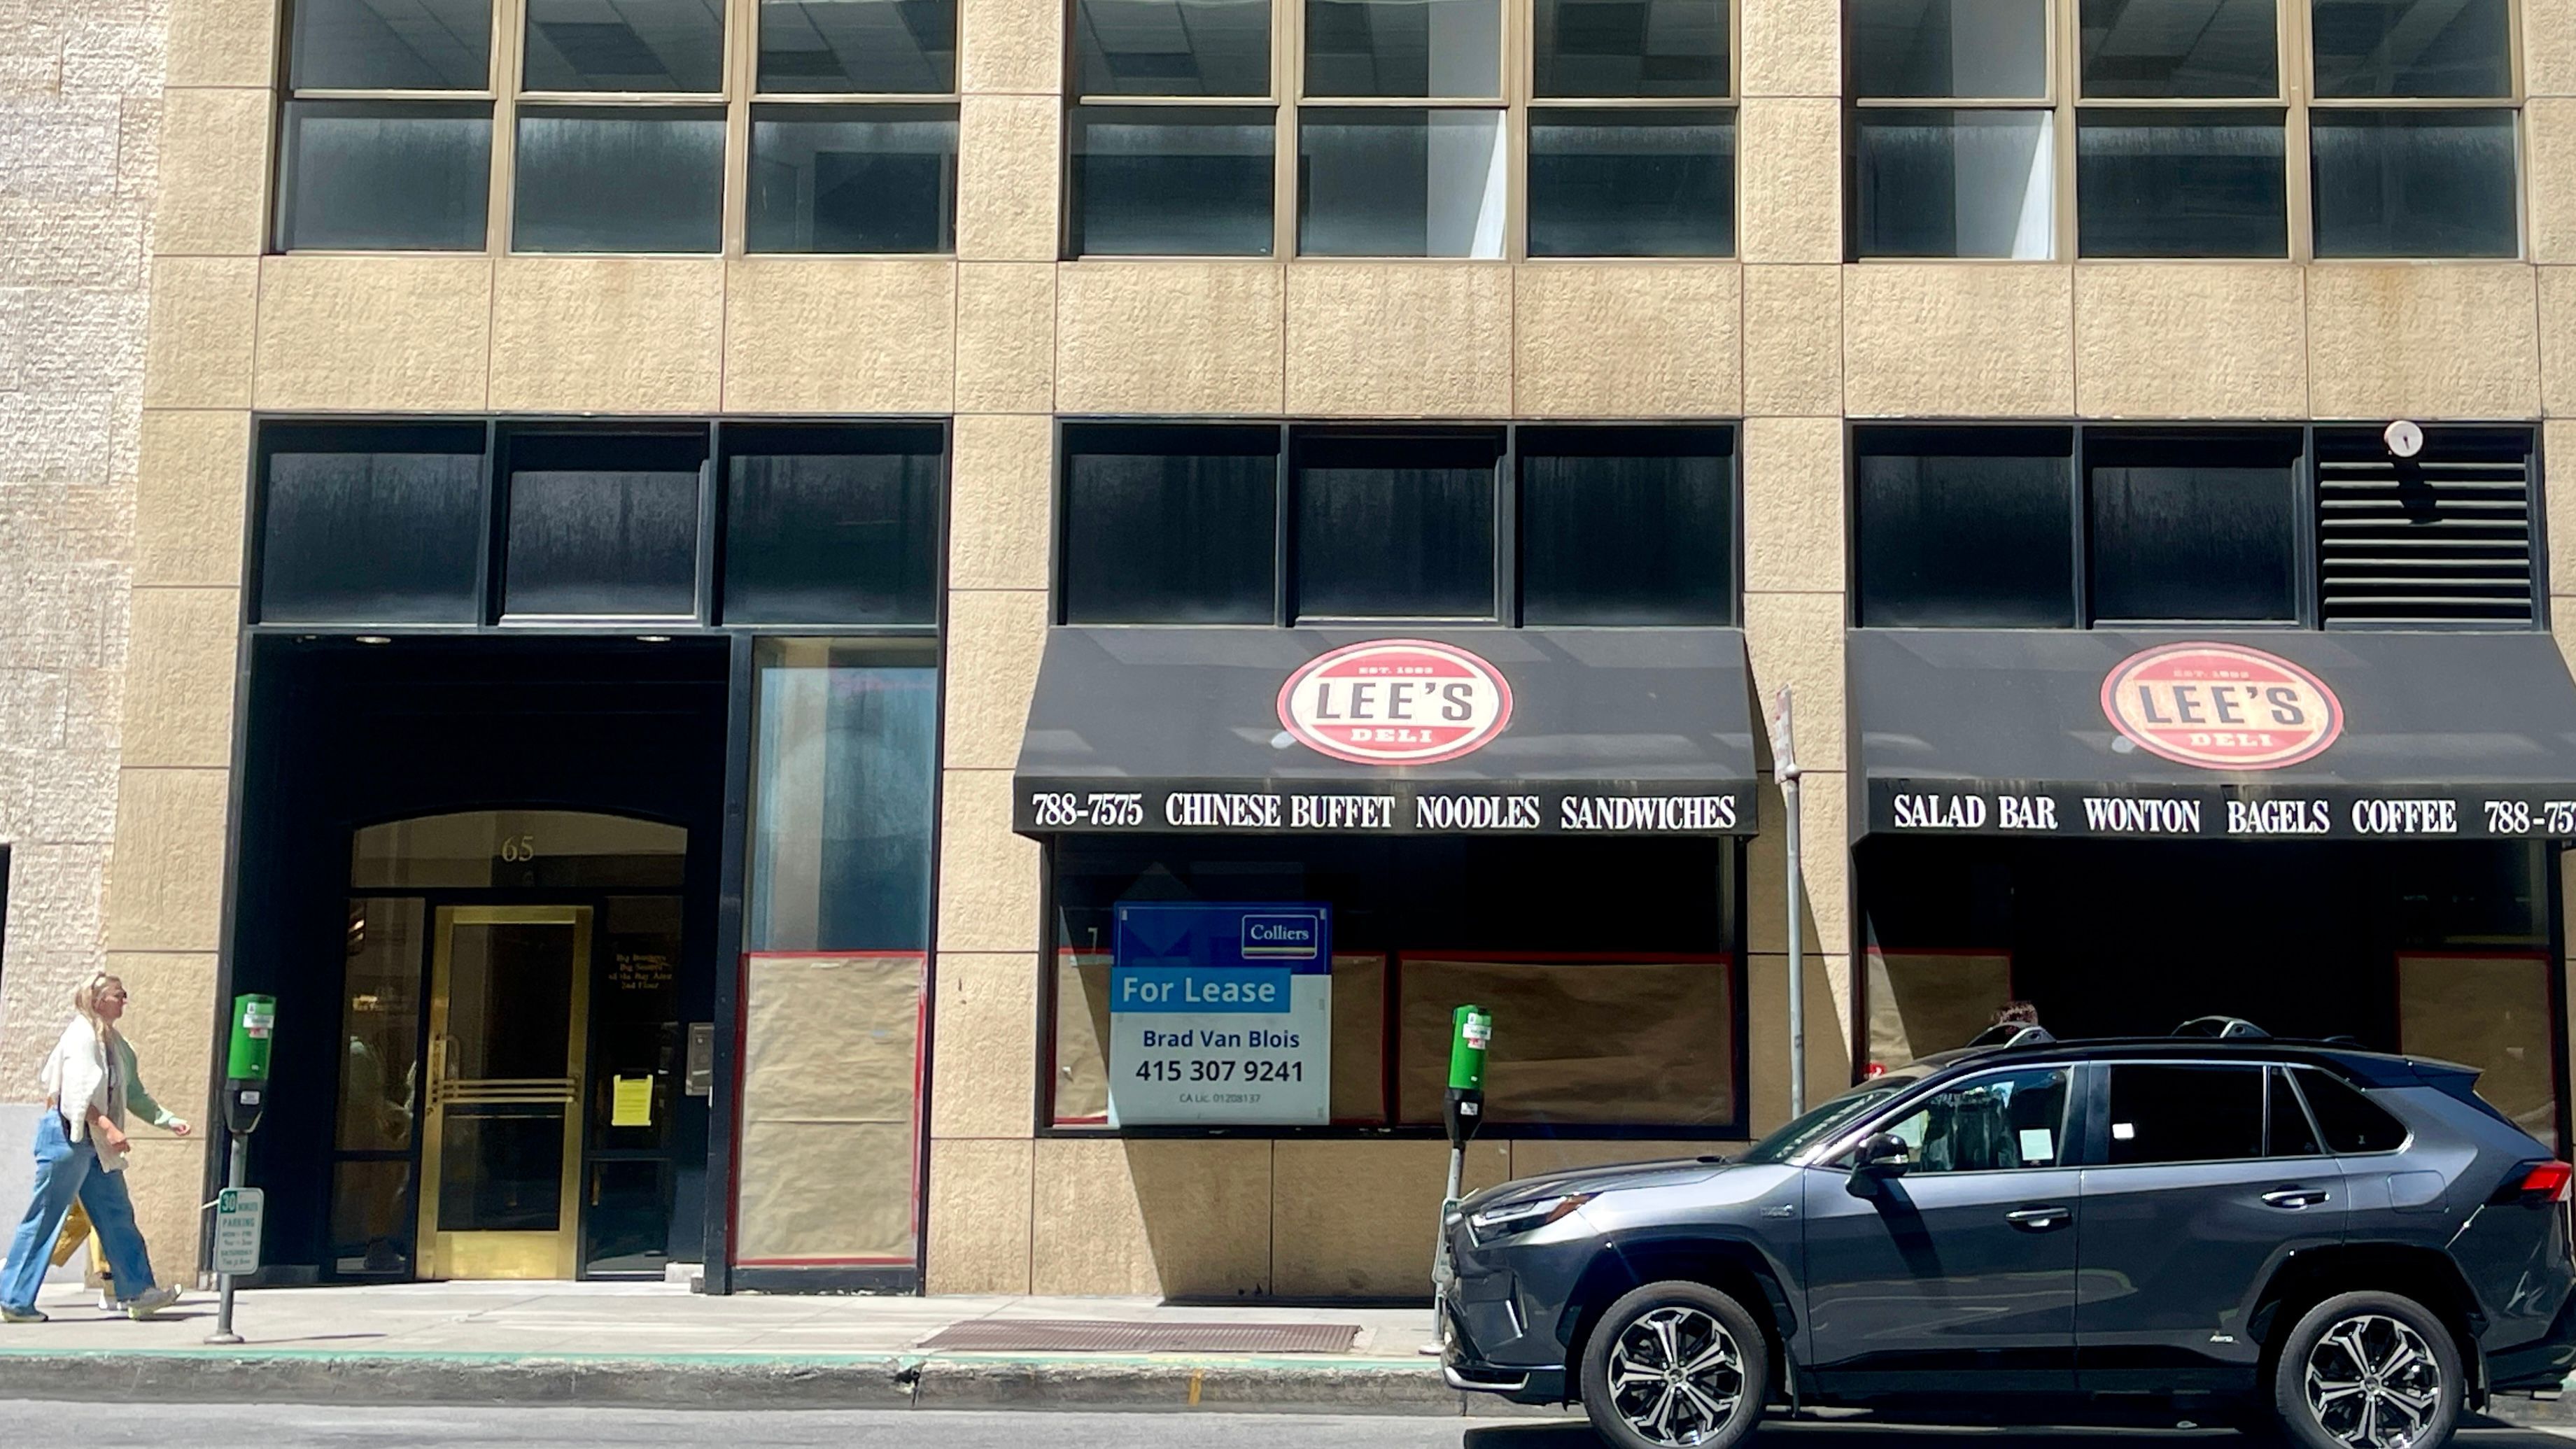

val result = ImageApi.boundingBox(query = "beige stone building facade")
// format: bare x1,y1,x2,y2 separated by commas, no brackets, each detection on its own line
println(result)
8,0,2576,1301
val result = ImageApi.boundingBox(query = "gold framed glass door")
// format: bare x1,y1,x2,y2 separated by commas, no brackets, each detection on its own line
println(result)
417,905,591,1280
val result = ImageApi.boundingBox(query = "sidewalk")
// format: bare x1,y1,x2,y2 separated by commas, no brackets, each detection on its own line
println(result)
0,1280,1501,1414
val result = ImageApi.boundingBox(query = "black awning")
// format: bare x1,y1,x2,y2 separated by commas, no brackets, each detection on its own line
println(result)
1013,627,1760,836
1854,628,2576,841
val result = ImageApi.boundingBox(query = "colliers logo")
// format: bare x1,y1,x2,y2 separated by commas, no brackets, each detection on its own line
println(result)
1278,639,1513,765
2100,642,2344,770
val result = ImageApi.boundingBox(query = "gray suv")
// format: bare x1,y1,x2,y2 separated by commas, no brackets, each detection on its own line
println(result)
1441,1029,2576,1449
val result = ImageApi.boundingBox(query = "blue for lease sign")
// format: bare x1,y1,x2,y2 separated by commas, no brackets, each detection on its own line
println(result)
1109,903,1332,1126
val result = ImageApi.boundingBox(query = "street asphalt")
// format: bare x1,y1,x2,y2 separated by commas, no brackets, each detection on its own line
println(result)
13,1405,2575,1449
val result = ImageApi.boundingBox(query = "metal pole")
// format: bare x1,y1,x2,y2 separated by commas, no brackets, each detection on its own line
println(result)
1785,772,1806,1119
206,1133,246,1345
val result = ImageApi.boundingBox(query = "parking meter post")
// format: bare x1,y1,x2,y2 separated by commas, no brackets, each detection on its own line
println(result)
209,994,274,1345
1423,1006,1491,1356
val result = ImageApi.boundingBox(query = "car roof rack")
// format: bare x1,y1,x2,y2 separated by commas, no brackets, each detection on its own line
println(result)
1964,1023,2056,1049
2173,1015,2270,1039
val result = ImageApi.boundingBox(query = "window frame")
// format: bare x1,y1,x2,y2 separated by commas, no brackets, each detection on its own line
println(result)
1061,0,1743,258
273,0,962,255
1053,418,1743,628
1842,0,2527,260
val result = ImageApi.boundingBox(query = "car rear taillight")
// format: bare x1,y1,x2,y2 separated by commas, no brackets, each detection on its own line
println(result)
2495,1159,2573,1206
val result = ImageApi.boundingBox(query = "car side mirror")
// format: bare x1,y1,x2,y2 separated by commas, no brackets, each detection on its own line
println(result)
1851,1132,1910,1178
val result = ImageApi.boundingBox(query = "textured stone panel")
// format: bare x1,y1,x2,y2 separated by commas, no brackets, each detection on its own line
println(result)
928,950,1037,1138
254,254,492,411
1744,591,1844,768
101,950,217,1128
1845,264,2074,416
724,258,955,414
956,262,1055,413
121,587,237,769
961,0,1063,94
1032,1138,1273,1296
2307,264,2538,420
936,770,1040,953
1743,264,1841,416
152,87,268,256
1740,0,1840,96
1514,263,1741,418
925,1138,1032,1292
1743,416,1843,595
2534,0,2576,97
2074,264,2306,418
141,255,257,409
101,766,231,953
1747,775,1849,956
943,588,1048,770
135,410,248,588
1271,1139,1507,1296
1737,99,1840,264
2545,269,2576,418
949,413,1053,591
165,0,276,87
1745,949,1857,1134
957,96,1061,262
488,256,723,414
1056,262,1284,415
1285,264,1512,416
2533,101,2576,264
2553,422,2576,594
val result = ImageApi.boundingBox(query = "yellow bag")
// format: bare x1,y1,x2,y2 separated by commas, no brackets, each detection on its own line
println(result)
49,1201,92,1268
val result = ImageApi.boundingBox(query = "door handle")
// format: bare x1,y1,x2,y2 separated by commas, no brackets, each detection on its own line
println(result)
2004,1206,2071,1231
2262,1187,2332,1209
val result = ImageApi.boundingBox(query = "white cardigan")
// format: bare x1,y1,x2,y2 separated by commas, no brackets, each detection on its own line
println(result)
38,1018,180,1173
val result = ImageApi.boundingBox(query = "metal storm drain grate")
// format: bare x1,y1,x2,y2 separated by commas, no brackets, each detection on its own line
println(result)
918,1320,1360,1354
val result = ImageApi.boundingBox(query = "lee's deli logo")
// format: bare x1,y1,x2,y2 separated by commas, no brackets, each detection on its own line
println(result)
1277,639,1513,765
2100,642,2344,770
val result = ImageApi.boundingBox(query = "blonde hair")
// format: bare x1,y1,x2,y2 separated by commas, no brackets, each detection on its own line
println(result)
73,972,125,1038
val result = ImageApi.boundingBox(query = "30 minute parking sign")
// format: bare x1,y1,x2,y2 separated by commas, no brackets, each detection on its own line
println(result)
1108,903,1331,1126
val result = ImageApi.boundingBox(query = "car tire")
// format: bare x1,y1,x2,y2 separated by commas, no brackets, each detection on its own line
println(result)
1579,1280,1768,1449
2272,1290,2463,1449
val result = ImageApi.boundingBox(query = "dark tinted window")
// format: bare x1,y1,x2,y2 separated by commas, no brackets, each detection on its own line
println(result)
523,0,724,91
1855,427,2074,626
2080,0,2277,97
1532,0,1728,97
1069,108,1276,255
513,108,726,253
1305,0,1500,97
1074,0,1270,94
2311,110,2518,259
723,425,941,625
1849,0,2049,97
1062,425,1279,623
1882,1067,2071,1172
1294,433,1500,621
1298,109,1509,257
2311,0,2510,97
2295,1068,2411,1153
1519,427,1734,625
2267,1067,2324,1156
1850,109,2055,258
502,433,705,619
277,102,493,251
260,425,488,624
747,107,957,253
291,0,491,88
1526,111,1733,257
2106,1063,2266,1164
759,0,955,92
2076,110,2286,257
2087,432,2300,623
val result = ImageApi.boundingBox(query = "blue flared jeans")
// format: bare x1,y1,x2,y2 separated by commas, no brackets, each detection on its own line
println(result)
1,1112,157,1313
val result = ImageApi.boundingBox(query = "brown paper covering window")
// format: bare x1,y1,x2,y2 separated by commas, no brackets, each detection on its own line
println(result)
733,952,923,1264
1866,950,2013,1070
1396,959,1736,1128
2398,953,2556,1143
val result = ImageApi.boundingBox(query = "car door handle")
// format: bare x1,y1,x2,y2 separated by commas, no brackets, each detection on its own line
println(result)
2262,1187,2332,1209
2004,1206,2071,1231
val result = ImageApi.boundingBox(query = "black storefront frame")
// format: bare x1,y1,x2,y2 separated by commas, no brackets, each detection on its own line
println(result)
210,414,954,1296
1049,417,1747,630
1840,418,2551,632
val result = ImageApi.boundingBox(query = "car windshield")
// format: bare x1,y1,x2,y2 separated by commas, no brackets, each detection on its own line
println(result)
1736,1077,1920,1164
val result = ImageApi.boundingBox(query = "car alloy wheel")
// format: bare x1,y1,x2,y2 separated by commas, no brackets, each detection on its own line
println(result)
2303,1313,2444,1449
1605,1304,1747,1448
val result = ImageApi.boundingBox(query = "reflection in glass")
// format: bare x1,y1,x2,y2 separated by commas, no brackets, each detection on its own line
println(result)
2311,0,2510,97
502,433,704,618
1852,108,2053,257
1519,429,1735,625
1075,0,1271,94
2081,0,2277,97
278,102,491,251
337,898,427,1152
1294,434,1500,620
1062,425,1281,622
290,0,491,88
1855,429,2075,628
747,642,938,953
747,106,956,252
2088,436,2300,621
1849,0,2049,97
1532,0,1727,97
759,0,955,92
523,0,724,91
2076,109,2286,256
724,426,943,623
513,108,724,252
1299,108,1507,257
261,429,487,623
1306,0,1501,96
1528,109,1732,257
330,1160,416,1275
1071,107,1274,255
2312,109,2518,258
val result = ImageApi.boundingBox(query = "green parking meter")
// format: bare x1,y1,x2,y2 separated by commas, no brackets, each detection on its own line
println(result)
210,994,274,1345
223,994,275,1135
1426,1005,1493,1356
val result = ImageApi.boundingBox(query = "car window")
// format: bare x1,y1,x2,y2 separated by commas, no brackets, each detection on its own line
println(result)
2294,1068,2409,1154
2266,1066,2323,1157
2106,1063,2265,1165
1738,1078,1918,1164
1879,1067,2071,1173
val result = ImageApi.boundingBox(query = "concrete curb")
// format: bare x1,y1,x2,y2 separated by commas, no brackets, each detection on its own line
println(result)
0,1349,1478,1414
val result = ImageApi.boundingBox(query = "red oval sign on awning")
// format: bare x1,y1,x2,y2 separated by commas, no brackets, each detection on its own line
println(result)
1276,639,1514,765
2100,642,2344,770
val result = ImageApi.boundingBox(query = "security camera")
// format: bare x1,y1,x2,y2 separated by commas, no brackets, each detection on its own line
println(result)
2384,420,2425,459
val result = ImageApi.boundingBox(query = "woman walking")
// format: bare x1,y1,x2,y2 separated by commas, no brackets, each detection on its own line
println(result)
1,972,190,1322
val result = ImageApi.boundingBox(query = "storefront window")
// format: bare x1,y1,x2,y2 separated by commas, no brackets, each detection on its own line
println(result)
746,639,938,952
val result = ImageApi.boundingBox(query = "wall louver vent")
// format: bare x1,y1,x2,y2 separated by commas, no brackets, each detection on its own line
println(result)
2316,429,2536,627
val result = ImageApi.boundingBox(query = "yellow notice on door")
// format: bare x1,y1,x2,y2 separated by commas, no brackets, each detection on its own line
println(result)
611,1075,654,1128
